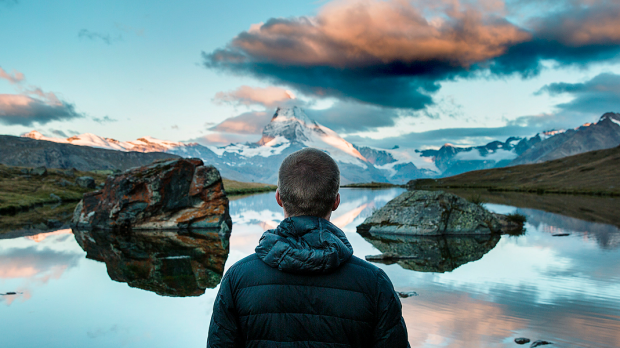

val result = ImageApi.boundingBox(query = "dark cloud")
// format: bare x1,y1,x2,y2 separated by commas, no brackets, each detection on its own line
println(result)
0,94,83,126
49,129,67,137
92,115,117,124
203,0,620,109
509,72,620,129
306,102,400,133
346,125,536,149
78,29,121,45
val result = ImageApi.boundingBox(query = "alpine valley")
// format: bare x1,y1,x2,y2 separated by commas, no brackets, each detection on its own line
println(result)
7,107,620,184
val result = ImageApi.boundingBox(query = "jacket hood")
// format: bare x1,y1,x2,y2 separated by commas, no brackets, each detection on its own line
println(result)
255,216,354,274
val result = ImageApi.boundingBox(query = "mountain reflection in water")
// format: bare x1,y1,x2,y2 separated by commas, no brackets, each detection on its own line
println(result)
72,228,230,296
359,231,501,273
1,188,620,348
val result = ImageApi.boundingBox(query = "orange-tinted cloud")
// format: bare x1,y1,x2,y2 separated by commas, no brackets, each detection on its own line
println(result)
214,85,296,108
210,111,272,135
204,0,620,108
0,67,25,85
0,94,82,126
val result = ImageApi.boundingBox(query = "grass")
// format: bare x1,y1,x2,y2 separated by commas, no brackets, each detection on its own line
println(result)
0,164,108,232
467,194,486,207
506,212,527,224
222,178,277,195
410,145,620,196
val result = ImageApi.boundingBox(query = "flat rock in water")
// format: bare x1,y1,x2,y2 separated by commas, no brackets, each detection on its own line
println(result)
530,340,553,347
515,337,530,344
358,190,503,235
397,291,419,298
72,158,231,232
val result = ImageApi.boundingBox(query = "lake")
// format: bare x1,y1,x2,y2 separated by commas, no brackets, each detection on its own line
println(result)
1,188,619,347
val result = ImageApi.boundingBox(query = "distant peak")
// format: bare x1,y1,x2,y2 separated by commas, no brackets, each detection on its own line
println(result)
22,130,44,139
600,112,620,121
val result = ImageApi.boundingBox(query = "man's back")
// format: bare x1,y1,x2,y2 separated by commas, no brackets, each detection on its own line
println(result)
207,216,409,348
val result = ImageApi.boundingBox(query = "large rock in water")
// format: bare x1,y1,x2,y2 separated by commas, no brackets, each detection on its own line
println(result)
72,158,231,231
358,190,502,235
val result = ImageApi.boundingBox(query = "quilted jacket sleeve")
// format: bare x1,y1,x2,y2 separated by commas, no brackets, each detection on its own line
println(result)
206,271,244,348
372,269,411,348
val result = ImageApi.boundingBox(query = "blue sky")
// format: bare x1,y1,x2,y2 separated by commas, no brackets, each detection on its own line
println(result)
1,0,619,149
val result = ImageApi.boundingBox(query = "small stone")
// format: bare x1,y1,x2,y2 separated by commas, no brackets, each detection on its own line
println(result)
530,340,553,347
3,292,17,295
56,178,74,187
63,168,76,178
515,337,530,345
552,233,570,237
46,219,62,228
397,291,419,298
30,166,47,176
75,176,96,189
50,193,62,202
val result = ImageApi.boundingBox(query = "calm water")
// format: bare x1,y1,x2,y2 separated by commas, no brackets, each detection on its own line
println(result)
1,188,620,347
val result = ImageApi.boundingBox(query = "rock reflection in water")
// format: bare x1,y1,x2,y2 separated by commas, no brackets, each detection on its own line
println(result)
73,228,230,296
359,230,500,273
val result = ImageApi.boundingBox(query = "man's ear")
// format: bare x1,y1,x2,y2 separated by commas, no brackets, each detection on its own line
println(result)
332,193,340,212
275,189,283,208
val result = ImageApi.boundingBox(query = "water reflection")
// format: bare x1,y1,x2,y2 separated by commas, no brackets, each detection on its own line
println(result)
1,189,620,348
358,231,501,273
73,229,230,296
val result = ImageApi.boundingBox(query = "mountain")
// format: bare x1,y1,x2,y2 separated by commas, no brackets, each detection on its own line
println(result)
410,144,620,196
510,112,620,165
0,134,179,171
13,109,620,183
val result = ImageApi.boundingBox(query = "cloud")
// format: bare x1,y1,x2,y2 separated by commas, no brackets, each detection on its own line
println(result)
210,111,272,134
0,94,83,126
92,115,117,124
214,85,297,108
78,29,121,45
0,67,24,84
346,124,535,149
204,0,620,108
49,129,67,137
171,124,179,130
509,72,620,130
453,148,518,161
306,102,401,132
0,67,85,126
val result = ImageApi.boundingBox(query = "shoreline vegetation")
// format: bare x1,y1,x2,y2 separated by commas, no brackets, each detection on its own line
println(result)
409,146,620,197
0,163,276,233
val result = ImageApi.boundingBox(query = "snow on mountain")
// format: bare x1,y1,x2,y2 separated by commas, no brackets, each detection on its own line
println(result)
23,131,187,153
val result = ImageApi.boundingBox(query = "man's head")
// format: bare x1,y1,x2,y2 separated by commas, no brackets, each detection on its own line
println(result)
276,148,340,219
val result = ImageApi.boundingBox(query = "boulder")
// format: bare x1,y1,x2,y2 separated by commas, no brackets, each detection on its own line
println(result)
358,190,503,235
30,166,47,176
73,228,229,296
75,176,96,189
72,158,231,232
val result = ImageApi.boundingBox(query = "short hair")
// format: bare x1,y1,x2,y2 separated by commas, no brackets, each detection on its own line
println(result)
278,148,340,218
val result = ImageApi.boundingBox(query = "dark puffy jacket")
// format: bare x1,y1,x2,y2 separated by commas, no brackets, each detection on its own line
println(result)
207,216,410,348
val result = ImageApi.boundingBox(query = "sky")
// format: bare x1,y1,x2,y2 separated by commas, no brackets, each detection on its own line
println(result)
1,0,620,150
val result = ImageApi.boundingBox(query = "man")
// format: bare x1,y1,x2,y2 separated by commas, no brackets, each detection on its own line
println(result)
207,148,410,348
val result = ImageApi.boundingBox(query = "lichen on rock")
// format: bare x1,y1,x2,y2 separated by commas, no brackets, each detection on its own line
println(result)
358,190,514,235
72,158,231,232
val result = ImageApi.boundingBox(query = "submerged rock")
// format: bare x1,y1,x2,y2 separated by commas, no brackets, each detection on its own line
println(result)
73,228,229,296
358,190,520,235
358,230,500,273
515,337,530,344
530,340,553,347
72,158,231,232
